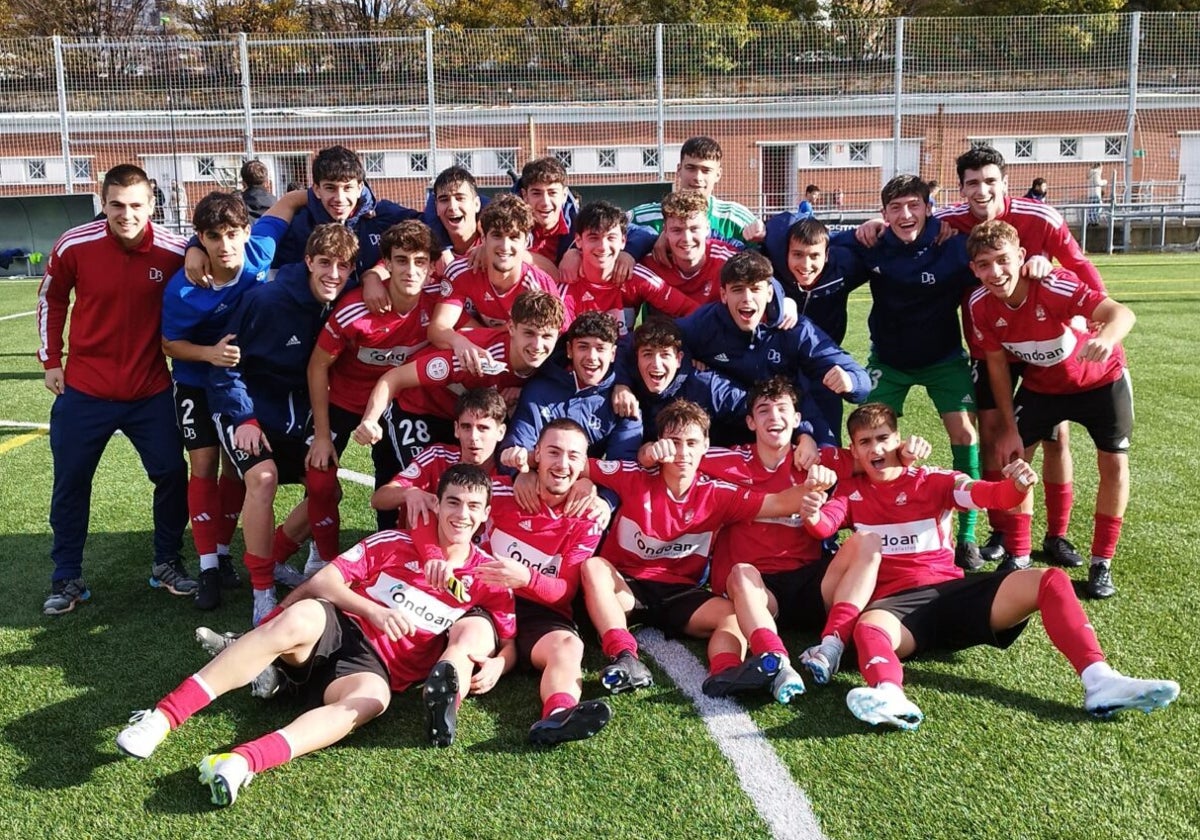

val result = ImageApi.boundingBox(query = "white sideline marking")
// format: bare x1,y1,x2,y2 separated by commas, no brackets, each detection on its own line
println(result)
0,309,36,321
337,467,374,487
637,628,827,840
0,420,50,430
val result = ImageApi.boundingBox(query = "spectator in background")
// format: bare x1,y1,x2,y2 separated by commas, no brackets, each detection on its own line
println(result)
927,180,942,210
1025,178,1049,202
150,179,166,223
799,184,822,215
235,160,278,220
170,180,189,229
833,187,845,210
1088,165,1107,223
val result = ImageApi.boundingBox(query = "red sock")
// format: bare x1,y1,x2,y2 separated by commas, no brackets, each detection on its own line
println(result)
708,651,742,676
853,623,905,688
244,551,275,590
232,730,293,774
156,674,215,728
1044,482,1073,538
820,601,861,643
749,628,786,658
1091,514,1123,561
306,467,341,560
542,692,578,719
600,629,637,660
982,470,1011,533
1037,568,1106,674
187,477,220,556
217,475,245,546
271,526,300,565
1006,512,1033,558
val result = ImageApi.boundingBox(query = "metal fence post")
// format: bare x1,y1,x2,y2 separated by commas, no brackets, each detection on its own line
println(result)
656,24,665,181
1123,12,1140,250
426,28,437,167
893,18,904,178
238,33,254,160
53,36,72,194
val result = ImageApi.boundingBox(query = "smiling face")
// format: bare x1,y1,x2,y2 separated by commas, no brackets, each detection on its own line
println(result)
960,163,1008,222
787,239,827,290
576,223,626,282
969,240,1027,303
200,224,251,275
435,182,481,247
675,155,721,198
483,227,526,278
304,253,353,302
436,482,491,547
636,344,682,394
314,178,362,222
747,394,800,451
534,426,588,499
508,321,559,374
720,278,774,332
521,181,566,231
455,410,505,466
849,421,904,482
103,182,155,247
663,211,709,271
882,193,929,244
658,421,709,487
568,335,616,388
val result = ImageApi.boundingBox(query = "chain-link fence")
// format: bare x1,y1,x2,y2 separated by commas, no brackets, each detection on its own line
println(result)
2,12,1199,250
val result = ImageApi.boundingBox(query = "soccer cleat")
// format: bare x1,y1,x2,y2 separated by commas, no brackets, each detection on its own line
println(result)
115,708,171,759
702,651,782,698
979,531,1006,564
1086,562,1117,599
43,578,90,615
954,541,984,572
600,650,654,694
996,554,1032,573
1042,535,1085,568
150,557,199,596
197,752,253,807
846,682,924,731
302,543,328,579
194,568,222,611
273,562,306,589
528,700,612,746
771,663,807,705
249,664,284,700
800,635,846,686
1084,672,1180,718
423,661,459,747
195,626,239,657
252,587,277,627
217,554,241,589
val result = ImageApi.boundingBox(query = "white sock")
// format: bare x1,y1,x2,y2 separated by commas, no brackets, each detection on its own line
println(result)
1081,660,1116,691
1090,555,1111,568
199,552,219,572
216,543,230,557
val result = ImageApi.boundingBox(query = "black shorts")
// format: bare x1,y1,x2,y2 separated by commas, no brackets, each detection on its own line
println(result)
516,599,580,668
374,405,457,488
864,571,1028,656
173,382,220,451
279,601,390,706
763,557,831,632
325,402,361,458
970,359,1025,414
1015,371,1133,453
216,414,309,484
624,576,717,638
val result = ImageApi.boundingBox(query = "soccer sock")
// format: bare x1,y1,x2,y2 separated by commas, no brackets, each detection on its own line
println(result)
1090,514,1123,563
305,467,341,561
708,651,742,676
233,730,294,774
1006,512,1033,559
749,628,787,658
1043,482,1074,538
187,476,220,557
1037,568,1106,674
542,692,578,720
952,443,981,543
156,674,216,729
271,526,300,565
982,469,1011,534
600,629,638,660
244,551,275,591
820,601,862,643
216,474,245,547
853,622,904,689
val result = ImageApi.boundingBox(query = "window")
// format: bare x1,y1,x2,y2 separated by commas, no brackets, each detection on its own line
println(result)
495,149,517,174
26,159,46,180
809,142,829,165
71,158,91,180
1104,136,1125,157
849,142,870,164
641,147,659,169
970,138,992,150
598,148,617,170
1014,139,1033,159
553,149,573,170
1059,137,1079,158
196,156,216,177
409,152,428,174
454,151,473,170
363,151,384,176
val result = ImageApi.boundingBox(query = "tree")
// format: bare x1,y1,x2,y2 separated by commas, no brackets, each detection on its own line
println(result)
5,0,158,36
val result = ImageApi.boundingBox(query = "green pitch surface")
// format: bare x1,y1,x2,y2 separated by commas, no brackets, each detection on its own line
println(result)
1,255,1197,839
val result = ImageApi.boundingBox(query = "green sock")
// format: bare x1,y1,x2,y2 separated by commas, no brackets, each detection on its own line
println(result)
952,443,981,543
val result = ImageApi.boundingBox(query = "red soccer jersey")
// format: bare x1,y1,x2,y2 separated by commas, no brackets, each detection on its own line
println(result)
482,482,603,617
318,285,449,414
809,467,971,599
563,264,697,336
968,270,1125,394
529,216,570,263
588,459,764,585
396,327,536,418
332,528,517,692
700,445,825,594
641,239,738,306
36,220,188,401
438,258,564,328
389,444,462,490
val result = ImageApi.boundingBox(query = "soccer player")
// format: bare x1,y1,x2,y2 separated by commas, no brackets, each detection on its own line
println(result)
161,190,299,609
475,420,611,744
639,190,739,306
516,156,577,274
967,220,1135,599
114,465,517,806
426,165,483,266
208,224,357,626
37,163,193,615
800,403,1177,730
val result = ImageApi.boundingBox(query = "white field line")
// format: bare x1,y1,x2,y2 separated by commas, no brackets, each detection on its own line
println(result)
337,467,374,486
636,628,827,840
0,420,50,430
0,309,36,321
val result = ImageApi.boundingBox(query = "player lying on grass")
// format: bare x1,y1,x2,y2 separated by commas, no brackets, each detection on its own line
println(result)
115,464,515,806
799,402,1179,731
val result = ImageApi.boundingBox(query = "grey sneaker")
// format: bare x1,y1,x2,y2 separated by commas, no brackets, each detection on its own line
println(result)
800,635,846,686
771,662,807,705
150,557,198,596
1086,562,1117,599
43,578,91,615
273,562,306,589
194,627,281,699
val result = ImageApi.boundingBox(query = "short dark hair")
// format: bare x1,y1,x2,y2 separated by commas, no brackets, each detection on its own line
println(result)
538,417,588,444
656,399,711,439
1031,177,1048,192
433,165,478,197
846,402,898,438
192,191,249,234
575,201,627,237
102,163,151,202
519,157,567,190
956,145,1006,184
787,216,829,248
312,145,365,184
748,376,800,413
720,249,773,288
437,463,493,504
566,310,620,346
680,136,723,162
241,160,268,188
455,387,507,424
510,289,565,332
480,193,533,237
881,174,930,208
380,220,436,262
805,184,820,195
632,317,683,353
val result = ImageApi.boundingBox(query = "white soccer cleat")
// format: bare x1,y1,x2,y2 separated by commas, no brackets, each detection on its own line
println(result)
302,542,329,579
1084,672,1180,718
772,662,807,705
846,682,923,731
252,588,277,627
197,752,254,807
115,708,171,759
195,626,238,658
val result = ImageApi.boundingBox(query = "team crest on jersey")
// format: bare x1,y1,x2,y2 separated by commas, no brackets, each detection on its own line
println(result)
439,280,453,297
369,233,381,245
1035,305,1047,321
425,357,450,381
683,510,694,523
341,543,366,565
400,463,421,478
149,267,164,283
596,460,620,475
586,415,602,431
768,349,782,364
895,492,908,506
921,272,936,285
